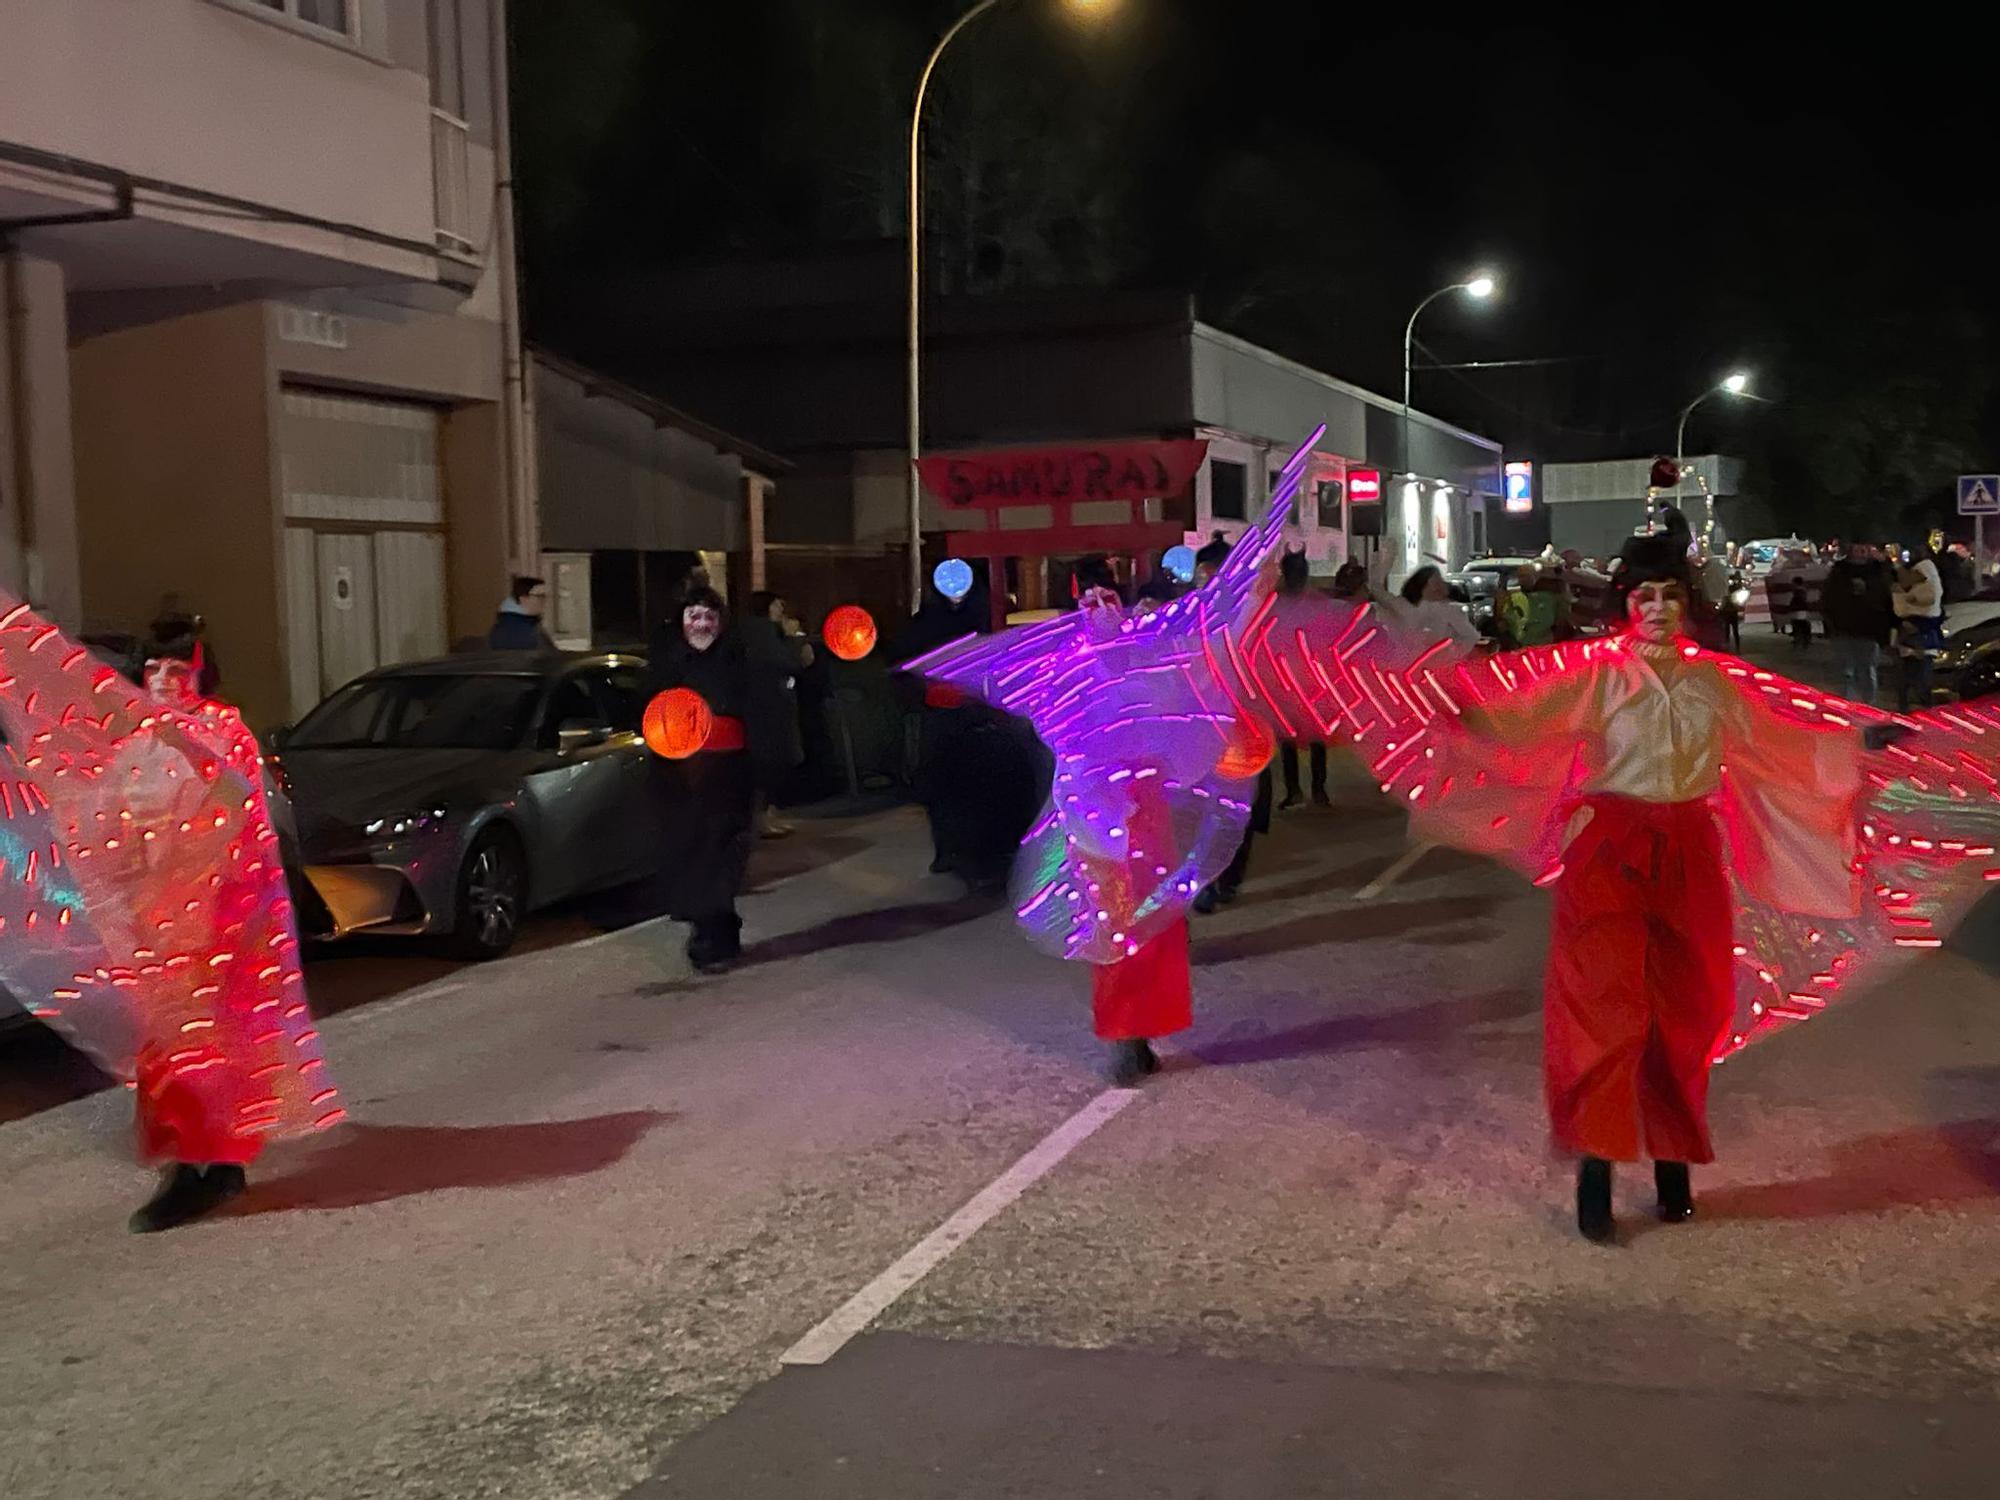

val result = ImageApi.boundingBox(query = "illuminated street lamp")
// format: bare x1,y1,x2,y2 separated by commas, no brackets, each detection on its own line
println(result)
1675,370,1754,470
1401,273,1498,476
905,0,1121,610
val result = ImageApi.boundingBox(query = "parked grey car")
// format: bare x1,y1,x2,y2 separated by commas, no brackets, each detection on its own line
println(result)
276,652,661,959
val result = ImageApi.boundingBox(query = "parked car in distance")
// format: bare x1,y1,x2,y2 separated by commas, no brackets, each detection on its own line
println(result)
1445,556,1539,635
273,651,661,959
1930,595,2000,703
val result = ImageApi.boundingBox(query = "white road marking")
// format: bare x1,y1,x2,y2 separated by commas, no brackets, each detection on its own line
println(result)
780,1085,1139,1366
1354,840,1437,901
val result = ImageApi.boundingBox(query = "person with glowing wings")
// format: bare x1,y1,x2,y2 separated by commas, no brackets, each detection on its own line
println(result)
0,592,339,1232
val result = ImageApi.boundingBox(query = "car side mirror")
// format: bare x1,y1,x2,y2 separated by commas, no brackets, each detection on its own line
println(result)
557,719,611,753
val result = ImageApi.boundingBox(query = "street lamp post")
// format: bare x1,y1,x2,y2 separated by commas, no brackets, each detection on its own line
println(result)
1401,274,1496,479
1398,274,1494,578
1675,370,1751,471
1664,371,1752,537
907,0,1007,613
905,0,1118,612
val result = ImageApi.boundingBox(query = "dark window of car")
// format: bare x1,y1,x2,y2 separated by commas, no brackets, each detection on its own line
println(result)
593,666,647,733
539,675,605,748
1316,480,1344,529
1210,460,1247,521
289,674,542,751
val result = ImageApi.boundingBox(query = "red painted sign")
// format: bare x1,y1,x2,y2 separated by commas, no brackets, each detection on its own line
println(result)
1348,468,1382,505
918,439,1209,509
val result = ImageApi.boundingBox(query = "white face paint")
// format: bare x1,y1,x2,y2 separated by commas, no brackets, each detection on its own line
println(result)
683,605,721,652
144,658,201,708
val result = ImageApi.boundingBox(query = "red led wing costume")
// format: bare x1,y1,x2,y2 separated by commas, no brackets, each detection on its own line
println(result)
1321,625,2000,1066
0,594,338,1164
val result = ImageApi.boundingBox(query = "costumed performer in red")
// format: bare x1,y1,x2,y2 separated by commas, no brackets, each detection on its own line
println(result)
0,592,338,1231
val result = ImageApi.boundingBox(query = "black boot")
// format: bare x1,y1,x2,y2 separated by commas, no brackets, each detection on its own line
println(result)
1192,885,1219,916
129,1163,247,1234
1655,1160,1694,1223
1576,1157,1614,1245
1108,1039,1159,1087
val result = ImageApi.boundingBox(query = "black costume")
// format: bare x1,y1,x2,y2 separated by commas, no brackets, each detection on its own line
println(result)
644,622,759,970
893,584,1046,890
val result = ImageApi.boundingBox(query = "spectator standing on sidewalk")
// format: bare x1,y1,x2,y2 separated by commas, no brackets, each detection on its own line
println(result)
742,591,811,838
1821,541,1895,703
1271,550,1334,809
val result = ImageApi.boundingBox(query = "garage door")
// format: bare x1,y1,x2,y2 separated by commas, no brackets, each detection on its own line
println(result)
280,389,449,718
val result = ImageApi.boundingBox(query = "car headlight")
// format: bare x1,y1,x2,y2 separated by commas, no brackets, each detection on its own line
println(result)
364,807,446,839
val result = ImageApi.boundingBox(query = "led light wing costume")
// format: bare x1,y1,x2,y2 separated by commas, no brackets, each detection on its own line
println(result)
913,428,2000,1093
0,593,337,1164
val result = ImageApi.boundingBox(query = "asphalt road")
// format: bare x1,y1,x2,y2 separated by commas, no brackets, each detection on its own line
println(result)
0,819,872,1125
7,635,2000,1499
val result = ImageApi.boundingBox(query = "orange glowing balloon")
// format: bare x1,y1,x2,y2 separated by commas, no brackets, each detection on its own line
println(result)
1214,715,1274,780
823,604,878,662
642,687,714,760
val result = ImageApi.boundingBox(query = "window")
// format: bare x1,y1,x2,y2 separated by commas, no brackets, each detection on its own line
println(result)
428,0,467,117
591,668,648,734
251,0,352,34
291,675,542,752
1317,480,1345,530
540,676,606,747
1210,460,1248,522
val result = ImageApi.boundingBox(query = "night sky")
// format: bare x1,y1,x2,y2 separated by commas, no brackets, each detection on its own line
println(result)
517,3,1995,534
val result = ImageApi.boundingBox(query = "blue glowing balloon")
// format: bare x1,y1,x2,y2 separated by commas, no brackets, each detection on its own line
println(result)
933,558,975,602
1162,545,1197,585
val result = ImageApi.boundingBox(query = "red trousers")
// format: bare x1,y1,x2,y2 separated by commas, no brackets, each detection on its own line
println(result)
1544,796,1733,1164
134,1044,266,1168
1092,920,1193,1041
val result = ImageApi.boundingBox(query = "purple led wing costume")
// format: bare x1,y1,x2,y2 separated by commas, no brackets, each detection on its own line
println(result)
913,429,1332,963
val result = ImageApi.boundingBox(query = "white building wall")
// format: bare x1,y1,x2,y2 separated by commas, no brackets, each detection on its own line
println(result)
0,0,438,274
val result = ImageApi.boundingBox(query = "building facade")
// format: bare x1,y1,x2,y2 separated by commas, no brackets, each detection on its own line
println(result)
552,262,1503,619
1,0,533,728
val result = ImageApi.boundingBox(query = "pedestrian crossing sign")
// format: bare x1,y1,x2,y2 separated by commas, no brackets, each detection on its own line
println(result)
1959,474,2000,516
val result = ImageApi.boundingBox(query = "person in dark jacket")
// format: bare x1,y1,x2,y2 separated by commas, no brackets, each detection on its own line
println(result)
742,591,811,837
644,587,758,973
892,570,1046,892
1820,541,1895,702
488,576,556,651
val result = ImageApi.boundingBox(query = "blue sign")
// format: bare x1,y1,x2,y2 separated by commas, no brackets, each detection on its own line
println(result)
1959,475,2000,517
1503,460,1533,515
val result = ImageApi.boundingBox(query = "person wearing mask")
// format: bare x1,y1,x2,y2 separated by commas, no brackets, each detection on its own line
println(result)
644,587,759,974
488,576,556,651
742,591,811,839
146,600,222,698
1272,550,1334,809
1821,541,1895,702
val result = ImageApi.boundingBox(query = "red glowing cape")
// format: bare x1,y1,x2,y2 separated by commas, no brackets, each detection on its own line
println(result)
0,594,338,1161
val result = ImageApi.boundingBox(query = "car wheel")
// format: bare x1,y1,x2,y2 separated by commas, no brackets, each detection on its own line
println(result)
451,828,527,961
1959,665,2000,702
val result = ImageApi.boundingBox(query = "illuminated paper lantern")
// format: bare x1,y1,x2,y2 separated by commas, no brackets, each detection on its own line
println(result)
824,605,878,662
642,687,713,760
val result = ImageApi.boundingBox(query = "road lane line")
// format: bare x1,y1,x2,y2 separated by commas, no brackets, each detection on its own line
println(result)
1354,840,1436,901
779,1086,1139,1367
